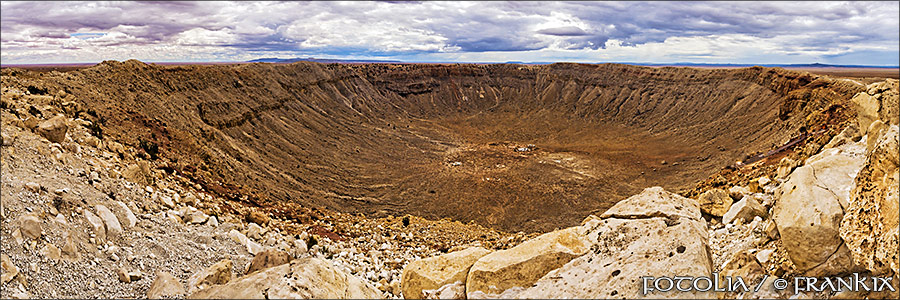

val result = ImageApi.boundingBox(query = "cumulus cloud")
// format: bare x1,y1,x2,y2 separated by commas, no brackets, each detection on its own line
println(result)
0,1,897,65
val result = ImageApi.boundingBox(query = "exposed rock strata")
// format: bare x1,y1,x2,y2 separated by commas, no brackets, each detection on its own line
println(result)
4,62,861,232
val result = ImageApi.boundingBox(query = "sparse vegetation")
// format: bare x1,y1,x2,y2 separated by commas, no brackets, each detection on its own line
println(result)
26,85,48,95
139,139,159,160
83,121,103,139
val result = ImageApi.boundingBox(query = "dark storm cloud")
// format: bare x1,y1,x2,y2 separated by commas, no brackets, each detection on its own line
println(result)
1,1,897,64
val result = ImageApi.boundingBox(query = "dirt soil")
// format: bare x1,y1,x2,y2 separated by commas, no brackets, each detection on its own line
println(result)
0,62,867,232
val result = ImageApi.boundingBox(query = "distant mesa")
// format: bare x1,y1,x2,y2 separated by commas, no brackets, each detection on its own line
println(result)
243,59,898,69
247,57,402,64
630,62,899,69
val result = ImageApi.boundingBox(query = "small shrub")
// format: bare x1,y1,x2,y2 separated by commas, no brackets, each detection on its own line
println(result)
139,139,159,160
83,122,103,139
26,85,48,95
28,106,42,117
307,235,318,248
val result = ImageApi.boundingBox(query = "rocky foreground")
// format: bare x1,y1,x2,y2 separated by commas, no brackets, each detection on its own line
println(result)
1,75,899,299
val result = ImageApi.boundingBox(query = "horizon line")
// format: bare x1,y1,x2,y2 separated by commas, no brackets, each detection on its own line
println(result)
1,59,898,69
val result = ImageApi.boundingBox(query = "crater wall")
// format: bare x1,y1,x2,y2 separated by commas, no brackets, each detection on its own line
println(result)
6,61,863,231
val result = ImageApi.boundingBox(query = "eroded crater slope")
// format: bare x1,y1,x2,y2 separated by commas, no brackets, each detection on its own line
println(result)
1,61,864,232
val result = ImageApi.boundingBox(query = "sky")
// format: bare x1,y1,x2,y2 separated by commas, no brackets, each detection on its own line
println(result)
1,1,898,65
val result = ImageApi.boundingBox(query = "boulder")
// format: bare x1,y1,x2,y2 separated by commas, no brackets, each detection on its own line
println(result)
824,123,861,150
802,244,862,277
293,238,308,257
879,79,899,125
600,186,702,220
147,271,185,299
17,214,42,239
117,268,142,283
811,142,867,204
756,249,775,264
764,221,779,240
117,268,130,283
1,131,13,147
166,210,183,224
748,176,772,193
853,92,881,135
116,268,142,283
465,226,589,298
185,210,209,225
83,210,106,240
158,194,176,209
511,187,713,299
246,250,291,274
83,136,101,148
402,247,491,299
60,235,81,262
95,205,123,239
748,181,760,193
776,157,799,180
188,259,233,294
722,196,767,225
720,250,766,295
123,160,152,186
188,257,382,299
247,223,266,240
36,115,68,143
63,142,81,154
246,210,270,226
182,193,199,206
727,186,750,201
696,188,732,216
39,244,61,262
841,125,899,275
107,141,125,154
867,120,888,153
53,214,67,226
113,201,138,228
229,229,264,255
854,79,899,131
1,254,18,284
774,141,866,275
23,116,39,130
